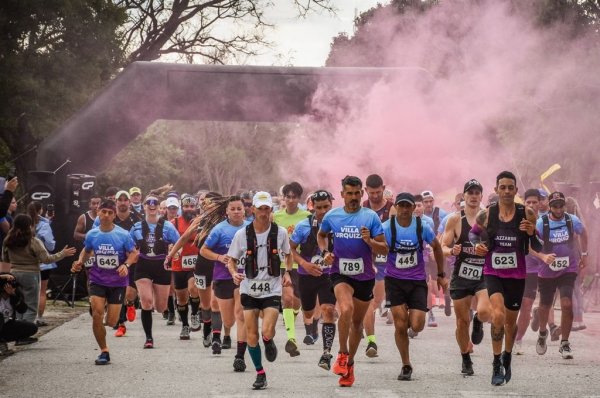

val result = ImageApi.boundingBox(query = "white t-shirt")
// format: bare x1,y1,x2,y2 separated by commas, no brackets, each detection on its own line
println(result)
228,224,290,298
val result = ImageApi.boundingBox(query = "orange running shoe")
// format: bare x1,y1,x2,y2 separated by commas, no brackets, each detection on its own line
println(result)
332,352,349,376
339,364,355,387
114,324,126,337
126,305,136,322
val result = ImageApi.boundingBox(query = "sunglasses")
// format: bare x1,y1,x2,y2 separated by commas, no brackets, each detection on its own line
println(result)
311,191,332,201
145,199,159,206
243,202,252,207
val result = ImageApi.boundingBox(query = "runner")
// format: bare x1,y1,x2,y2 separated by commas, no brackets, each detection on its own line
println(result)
383,192,447,381
200,195,250,371
129,187,145,219
227,192,292,389
533,191,588,359
317,175,388,387
471,171,540,386
272,182,310,357
362,174,394,358
442,179,491,376
290,190,337,370
70,200,138,365
130,194,180,348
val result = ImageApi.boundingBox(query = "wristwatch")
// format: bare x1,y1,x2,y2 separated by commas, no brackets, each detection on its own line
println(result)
123,263,130,268
321,250,330,257
437,272,446,278
581,252,588,256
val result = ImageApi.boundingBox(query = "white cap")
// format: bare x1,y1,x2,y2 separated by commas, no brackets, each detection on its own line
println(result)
421,190,434,199
165,197,180,208
252,191,273,208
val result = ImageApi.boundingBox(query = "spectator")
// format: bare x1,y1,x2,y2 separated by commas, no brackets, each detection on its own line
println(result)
0,178,18,273
1,214,75,330
0,272,38,353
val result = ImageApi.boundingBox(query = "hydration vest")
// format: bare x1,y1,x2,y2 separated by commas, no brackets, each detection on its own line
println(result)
137,219,167,256
245,222,281,278
389,215,423,253
300,214,333,258
486,203,529,255
541,214,574,253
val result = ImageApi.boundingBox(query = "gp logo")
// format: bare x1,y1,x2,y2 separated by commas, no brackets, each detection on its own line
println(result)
31,192,51,200
82,181,95,190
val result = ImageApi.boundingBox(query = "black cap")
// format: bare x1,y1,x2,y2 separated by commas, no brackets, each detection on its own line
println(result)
394,192,416,206
548,191,566,206
463,179,483,193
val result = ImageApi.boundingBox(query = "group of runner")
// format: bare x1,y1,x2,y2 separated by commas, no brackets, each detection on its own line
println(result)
72,171,588,389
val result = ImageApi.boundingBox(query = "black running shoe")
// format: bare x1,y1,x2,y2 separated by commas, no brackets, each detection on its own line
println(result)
318,352,333,371
264,339,278,362
491,360,505,386
222,335,232,349
212,340,222,355
166,312,175,325
252,373,267,390
501,351,512,383
303,334,315,345
95,351,110,365
471,313,484,345
398,365,412,381
461,358,474,376
233,357,247,372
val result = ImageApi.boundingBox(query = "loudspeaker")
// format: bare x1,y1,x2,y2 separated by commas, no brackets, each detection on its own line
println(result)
28,171,56,206
66,174,97,214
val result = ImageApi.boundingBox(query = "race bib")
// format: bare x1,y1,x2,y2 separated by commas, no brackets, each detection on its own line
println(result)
194,274,207,290
491,252,518,269
248,280,272,297
375,254,388,264
395,252,417,269
96,255,119,270
550,256,570,272
311,255,328,268
182,255,197,269
84,256,95,269
459,262,483,280
339,258,364,276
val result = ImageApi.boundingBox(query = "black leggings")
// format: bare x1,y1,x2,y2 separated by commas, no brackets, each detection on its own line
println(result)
0,319,38,342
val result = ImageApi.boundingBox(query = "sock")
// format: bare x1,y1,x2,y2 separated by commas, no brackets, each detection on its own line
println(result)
461,352,471,362
177,304,189,327
493,353,501,364
141,309,153,340
311,318,319,336
322,323,335,352
236,341,248,359
304,323,312,336
118,303,127,324
262,335,272,345
202,309,212,338
211,311,222,341
190,296,200,316
167,296,175,314
248,345,263,372
283,309,296,340
366,335,376,344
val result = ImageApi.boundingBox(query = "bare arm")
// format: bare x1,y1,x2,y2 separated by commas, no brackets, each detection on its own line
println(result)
290,240,322,277
430,237,449,291
441,213,461,257
73,214,87,241
200,244,230,265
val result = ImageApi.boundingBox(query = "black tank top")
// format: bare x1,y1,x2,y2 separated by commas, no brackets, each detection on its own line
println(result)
84,212,95,233
452,210,485,280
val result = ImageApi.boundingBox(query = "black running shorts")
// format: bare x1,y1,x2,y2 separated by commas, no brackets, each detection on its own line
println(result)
298,273,336,311
538,272,577,306
384,277,428,311
523,273,538,300
173,270,194,290
213,278,238,300
484,275,525,311
134,259,171,285
330,273,375,302
88,283,125,305
240,294,281,311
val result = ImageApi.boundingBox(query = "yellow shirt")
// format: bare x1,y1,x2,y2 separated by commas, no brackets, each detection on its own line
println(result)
273,208,311,269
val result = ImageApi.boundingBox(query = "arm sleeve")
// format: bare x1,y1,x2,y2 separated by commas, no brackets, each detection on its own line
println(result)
31,238,65,264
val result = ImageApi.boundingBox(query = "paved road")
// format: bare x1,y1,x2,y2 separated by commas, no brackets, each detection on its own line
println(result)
2,306,599,398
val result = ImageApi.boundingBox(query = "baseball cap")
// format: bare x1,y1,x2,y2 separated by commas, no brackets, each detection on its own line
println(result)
395,192,416,206
538,189,548,198
463,179,483,193
253,191,273,208
129,187,142,196
421,190,434,199
548,191,566,206
115,190,130,200
167,191,179,199
166,197,180,208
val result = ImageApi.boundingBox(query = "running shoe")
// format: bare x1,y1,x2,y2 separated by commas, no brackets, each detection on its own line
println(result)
126,305,136,322
398,364,413,381
143,338,154,349
407,328,419,339
471,313,484,345
559,340,573,359
365,341,378,358
332,352,349,376
550,324,561,342
530,307,539,332
222,335,232,349
162,310,168,320
95,351,110,365
338,364,355,387
427,311,438,327
501,351,512,383
252,372,267,390
114,324,126,337
14,337,37,346
0,341,14,357
444,294,452,316
202,334,212,348
536,330,548,355
264,339,278,362
461,358,474,376
166,312,175,325
180,325,190,340
190,314,201,332
233,357,247,372
35,318,48,327
303,334,315,345
318,352,333,371
514,340,524,355
212,339,222,355
491,360,505,386
284,338,300,357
